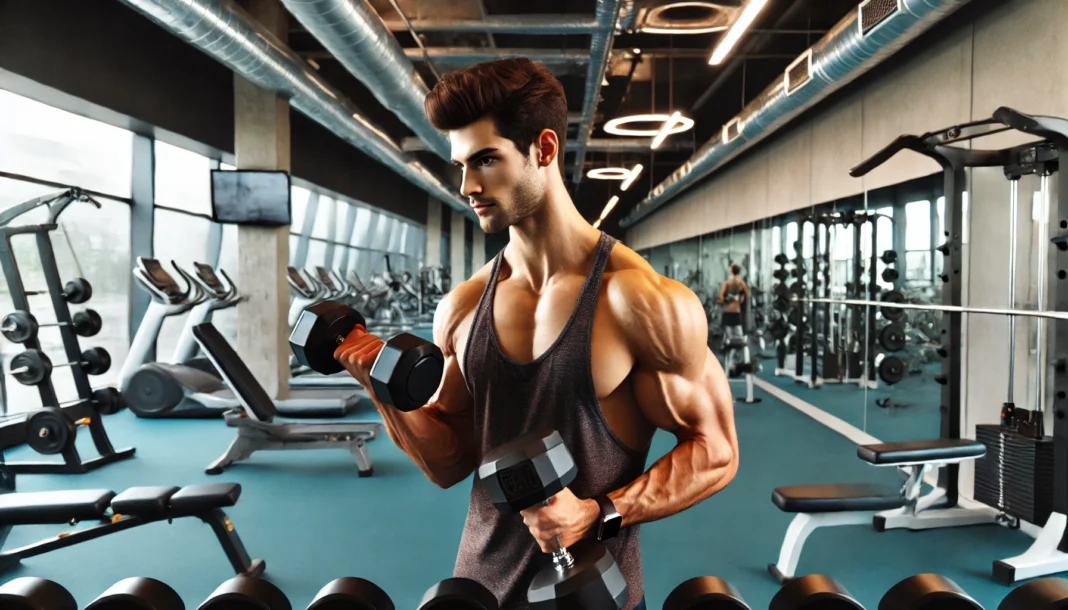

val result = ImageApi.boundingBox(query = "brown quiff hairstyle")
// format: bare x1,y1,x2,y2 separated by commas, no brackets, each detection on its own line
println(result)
425,58,568,164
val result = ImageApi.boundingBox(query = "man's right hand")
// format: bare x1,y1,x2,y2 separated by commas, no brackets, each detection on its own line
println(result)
334,325,386,391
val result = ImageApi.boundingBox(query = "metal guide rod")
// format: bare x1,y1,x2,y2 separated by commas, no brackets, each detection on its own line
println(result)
791,297,1068,322
1008,180,1018,403
1036,174,1051,413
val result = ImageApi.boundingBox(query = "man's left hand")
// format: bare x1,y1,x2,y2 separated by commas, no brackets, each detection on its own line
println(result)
520,487,600,552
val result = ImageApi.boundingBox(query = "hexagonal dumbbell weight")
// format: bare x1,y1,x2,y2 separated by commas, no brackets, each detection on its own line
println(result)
8,347,111,386
1,309,102,344
289,301,445,411
23,278,93,304
479,430,628,610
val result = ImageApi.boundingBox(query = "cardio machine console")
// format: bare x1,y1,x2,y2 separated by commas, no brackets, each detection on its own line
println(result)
287,266,315,298
136,258,186,302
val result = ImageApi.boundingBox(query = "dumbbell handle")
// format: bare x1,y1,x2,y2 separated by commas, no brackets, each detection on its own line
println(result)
540,499,576,572
11,360,84,375
3,319,69,332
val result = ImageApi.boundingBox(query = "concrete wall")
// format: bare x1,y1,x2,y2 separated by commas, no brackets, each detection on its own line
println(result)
626,0,1067,250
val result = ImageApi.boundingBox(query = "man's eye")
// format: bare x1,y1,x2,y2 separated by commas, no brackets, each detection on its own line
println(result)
476,157,496,167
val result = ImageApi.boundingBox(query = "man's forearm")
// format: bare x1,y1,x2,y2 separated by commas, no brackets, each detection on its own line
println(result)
606,435,736,527
372,398,474,487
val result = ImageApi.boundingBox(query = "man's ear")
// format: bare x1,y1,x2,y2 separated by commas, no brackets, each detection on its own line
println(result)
535,128,559,168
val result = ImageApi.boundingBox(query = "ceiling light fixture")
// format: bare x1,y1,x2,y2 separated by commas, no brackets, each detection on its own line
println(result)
600,196,620,221
620,164,644,191
593,218,602,229
604,113,695,137
709,0,769,65
651,111,682,150
587,167,632,180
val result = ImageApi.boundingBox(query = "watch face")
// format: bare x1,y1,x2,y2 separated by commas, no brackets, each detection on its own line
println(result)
598,496,622,540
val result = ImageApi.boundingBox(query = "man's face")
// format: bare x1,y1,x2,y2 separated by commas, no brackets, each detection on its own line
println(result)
450,116,546,234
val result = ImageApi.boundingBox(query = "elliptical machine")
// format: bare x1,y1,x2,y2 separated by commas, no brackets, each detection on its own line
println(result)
119,258,364,418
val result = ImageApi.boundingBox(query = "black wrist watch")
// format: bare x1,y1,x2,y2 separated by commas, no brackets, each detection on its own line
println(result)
595,495,622,541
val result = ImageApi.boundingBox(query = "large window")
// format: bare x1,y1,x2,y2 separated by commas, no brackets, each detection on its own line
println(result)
0,90,133,198
154,141,212,214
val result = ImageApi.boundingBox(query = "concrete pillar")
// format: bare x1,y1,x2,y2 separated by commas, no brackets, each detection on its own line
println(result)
234,0,290,399
472,225,486,271
451,211,466,283
426,197,442,268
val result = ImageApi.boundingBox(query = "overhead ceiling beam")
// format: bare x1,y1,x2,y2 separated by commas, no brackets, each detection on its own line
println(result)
402,137,691,153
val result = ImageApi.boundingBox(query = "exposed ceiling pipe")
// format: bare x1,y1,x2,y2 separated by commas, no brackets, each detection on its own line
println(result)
279,0,450,160
120,0,475,221
402,137,691,153
569,0,632,185
620,0,974,228
691,0,812,113
381,15,601,34
404,48,592,65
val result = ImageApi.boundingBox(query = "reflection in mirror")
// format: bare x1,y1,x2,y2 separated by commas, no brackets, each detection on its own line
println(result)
863,174,944,442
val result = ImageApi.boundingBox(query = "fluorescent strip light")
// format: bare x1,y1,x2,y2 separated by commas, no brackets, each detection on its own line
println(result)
593,219,602,229
708,0,769,65
651,112,681,150
600,196,620,221
620,164,644,191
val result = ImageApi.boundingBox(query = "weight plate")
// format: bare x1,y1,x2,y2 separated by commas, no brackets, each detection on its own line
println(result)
789,282,806,297
773,284,788,298
882,268,899,283
881,250,899,264
878,356,906,385
880,290,905,321
772,297,790,312
774,254,789,266
26,408,73,455
1,311,36,344
879,324,906,352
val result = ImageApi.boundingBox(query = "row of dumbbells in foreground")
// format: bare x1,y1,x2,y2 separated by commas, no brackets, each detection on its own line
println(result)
2,571,1066,610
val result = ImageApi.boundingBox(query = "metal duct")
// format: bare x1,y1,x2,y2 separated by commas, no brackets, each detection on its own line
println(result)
119,0,475,220
620,0,973,228
405,48,592,65
280,0,450,160
381,15,601,34
570,0,628,184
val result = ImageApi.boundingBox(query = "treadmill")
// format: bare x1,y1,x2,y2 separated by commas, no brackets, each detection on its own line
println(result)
119,258,363,418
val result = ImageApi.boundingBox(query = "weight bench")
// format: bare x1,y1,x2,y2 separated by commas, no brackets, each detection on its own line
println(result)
769,438,998,582
192,322,383,476
0,477,263,577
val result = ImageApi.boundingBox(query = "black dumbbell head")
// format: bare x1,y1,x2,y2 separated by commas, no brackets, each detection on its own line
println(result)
1,311,38,344
0,577,77,610
64,278,92,304
85,577,184,610
73,309,103,337
199,576,291,610
877,574,981,610
290,301,367,375
308,577,394,610
478,430,577,514
26,408,74,455
11,350,51,385
82,347,111,376
419,578,497,610
369,333,444,412
92,388,125,416
528,538,628,610
664,576,751,610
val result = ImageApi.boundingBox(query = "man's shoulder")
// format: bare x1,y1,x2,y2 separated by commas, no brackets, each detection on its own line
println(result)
603,245,701,326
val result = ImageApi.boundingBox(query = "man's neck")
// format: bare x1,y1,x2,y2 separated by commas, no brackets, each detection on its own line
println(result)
505,183,601,291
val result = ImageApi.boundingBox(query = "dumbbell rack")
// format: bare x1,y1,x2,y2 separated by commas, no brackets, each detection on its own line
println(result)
0,188,134,474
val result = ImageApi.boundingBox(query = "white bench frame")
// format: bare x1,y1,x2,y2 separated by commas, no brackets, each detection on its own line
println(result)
770,453,999,582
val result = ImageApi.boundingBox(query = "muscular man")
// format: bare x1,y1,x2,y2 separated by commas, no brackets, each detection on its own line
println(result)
335,59,738,610
718,264,750,340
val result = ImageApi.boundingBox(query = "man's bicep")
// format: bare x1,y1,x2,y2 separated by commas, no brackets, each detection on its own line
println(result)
632,347,734,443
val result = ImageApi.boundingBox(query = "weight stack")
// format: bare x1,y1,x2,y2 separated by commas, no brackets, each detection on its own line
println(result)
974,424,1054,526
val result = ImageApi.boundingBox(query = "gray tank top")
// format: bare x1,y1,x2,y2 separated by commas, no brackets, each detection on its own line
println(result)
456,232,649,610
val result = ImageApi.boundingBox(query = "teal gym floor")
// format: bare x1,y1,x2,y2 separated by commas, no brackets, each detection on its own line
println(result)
0,381,1044,609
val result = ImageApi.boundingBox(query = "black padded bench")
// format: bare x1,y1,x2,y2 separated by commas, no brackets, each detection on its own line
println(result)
769,438,997,582
0,480,263,577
